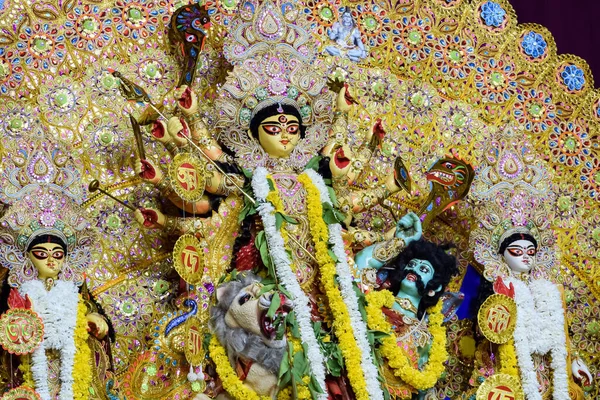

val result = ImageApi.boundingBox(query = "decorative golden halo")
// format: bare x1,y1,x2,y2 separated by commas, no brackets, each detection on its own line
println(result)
1,386,41,400
185,317,205,366
476,373,524,400
0,308,44,355
173,234,205,284
168,152,206,203
477,294,517,344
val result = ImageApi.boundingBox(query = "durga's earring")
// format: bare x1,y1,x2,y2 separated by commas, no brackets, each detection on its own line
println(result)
427,290,435,297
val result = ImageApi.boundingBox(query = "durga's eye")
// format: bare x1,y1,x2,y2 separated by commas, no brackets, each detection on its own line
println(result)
31,250,49,260
261,124,282,135
286,124,299,134
238,293,252,305
507,248,524,257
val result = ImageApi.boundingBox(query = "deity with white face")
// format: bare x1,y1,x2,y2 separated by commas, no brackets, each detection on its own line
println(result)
498,232,537,275
469,229,595,398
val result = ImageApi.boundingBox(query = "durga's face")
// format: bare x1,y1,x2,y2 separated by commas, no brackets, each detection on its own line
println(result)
28,242,65,280
502,239,536,274
257,113,301,158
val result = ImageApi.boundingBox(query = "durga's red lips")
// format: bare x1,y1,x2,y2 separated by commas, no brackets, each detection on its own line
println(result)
178,87,192,109
280,140,289,145
406,273,417,282
334,147,350,169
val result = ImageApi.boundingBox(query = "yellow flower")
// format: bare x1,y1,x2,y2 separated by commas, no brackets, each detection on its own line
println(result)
73,297,93,399
266,175,286,214
277,387,292,400
16,298,91,397
298,173,371,400
499,339,519,377
18,354,34,388
209,336,271,400
365,291,448,390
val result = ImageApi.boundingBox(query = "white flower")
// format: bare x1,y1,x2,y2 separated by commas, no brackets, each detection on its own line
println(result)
20,280,79,400
251,169,328,399
304,169,384,400
508,277,569,400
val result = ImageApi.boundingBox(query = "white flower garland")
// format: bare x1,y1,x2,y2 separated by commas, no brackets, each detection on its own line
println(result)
20,279,79,400
304,169,385,400
251,167,328,400
507,277,569,400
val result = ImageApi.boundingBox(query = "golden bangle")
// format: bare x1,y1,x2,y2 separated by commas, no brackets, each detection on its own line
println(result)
156,177,174,197
164,216,180,235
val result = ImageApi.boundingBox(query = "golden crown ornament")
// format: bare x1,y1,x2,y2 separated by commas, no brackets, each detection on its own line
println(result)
215,0,335,171
469,123,558,282
0,187,96,287
470,187,557,282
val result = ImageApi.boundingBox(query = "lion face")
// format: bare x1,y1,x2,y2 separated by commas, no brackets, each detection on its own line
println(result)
219,280,292,346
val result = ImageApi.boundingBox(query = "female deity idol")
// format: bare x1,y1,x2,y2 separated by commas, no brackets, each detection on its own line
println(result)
470,192,593,400
127,1,409,399
0,188,111,400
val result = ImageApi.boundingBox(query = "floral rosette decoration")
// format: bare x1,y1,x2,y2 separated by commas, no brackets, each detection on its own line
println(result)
391,14,435,67
432,33,477,80
474,55,518,103
548,119,591,169
512,85,556,134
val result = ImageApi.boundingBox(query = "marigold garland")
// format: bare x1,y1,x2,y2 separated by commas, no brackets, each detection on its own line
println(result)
274,332,312,399
18,354,34,388
298,173,370,400
365,290,448,390
499,339,519,377
265,176,296,271
73,297,93,399
209,336,271,400
266,176,324,399
276,376,311,400
265,176,285,214
14,293,91,397
252,168,328,399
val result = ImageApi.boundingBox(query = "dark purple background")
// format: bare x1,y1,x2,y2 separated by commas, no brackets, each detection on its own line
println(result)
508,0,600,87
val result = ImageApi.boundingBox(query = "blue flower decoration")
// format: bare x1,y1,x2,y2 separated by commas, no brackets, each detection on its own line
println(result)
480,1,506,27
561,64,585,91
521,31,547,58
